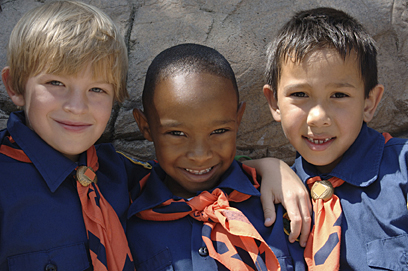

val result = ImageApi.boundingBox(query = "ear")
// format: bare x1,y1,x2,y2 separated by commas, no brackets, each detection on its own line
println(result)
363,84,384,123
263,84,281,122
236,101,246,127
133,108,153,141
2,67,25,107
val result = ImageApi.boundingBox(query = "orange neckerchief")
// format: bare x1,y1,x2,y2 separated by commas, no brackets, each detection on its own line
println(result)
304,176,344,270
304,132,393,270
0,136,134,271
137,164,280,271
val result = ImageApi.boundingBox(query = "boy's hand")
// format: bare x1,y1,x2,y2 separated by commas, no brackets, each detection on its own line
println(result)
243,158,312,247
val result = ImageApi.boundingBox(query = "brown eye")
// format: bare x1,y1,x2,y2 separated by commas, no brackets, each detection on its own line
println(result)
291,92,307,97
169,131,185,136
211,129,228,135
331,92,348,98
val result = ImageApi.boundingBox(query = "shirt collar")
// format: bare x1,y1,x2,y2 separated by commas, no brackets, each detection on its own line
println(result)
8,111,78,193
128,160,260,217
293,123,384,187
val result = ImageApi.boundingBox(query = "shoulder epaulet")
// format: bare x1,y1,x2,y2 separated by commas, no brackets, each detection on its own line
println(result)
235,155,252,161
116,151,152,169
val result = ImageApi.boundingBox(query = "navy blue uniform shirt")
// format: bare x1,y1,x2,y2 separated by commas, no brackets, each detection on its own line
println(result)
0,111,149,270
127,160,306,271
293,123,408,270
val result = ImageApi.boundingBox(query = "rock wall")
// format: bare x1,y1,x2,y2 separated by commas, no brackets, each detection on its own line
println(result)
1,0,407,164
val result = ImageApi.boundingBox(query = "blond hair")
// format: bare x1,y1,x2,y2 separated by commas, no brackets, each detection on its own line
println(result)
5,1,129,102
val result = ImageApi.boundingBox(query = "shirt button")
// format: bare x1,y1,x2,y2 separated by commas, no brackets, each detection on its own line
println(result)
198,246,209,257
45,263,57,271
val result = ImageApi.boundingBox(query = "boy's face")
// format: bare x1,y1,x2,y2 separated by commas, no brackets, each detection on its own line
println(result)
264,49,383,173
134,73,245,198
3,64,115,161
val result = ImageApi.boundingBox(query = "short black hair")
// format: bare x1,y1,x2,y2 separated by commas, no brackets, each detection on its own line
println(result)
142,43,239,115
265,7,378,99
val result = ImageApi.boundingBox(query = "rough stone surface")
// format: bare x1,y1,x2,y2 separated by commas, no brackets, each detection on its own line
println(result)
0,0,407,164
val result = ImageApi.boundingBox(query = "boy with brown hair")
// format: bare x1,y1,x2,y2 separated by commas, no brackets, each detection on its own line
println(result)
263,7,408,270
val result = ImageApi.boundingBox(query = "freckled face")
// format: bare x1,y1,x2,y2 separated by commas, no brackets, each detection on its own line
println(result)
145,73,244,197
271,49,369,173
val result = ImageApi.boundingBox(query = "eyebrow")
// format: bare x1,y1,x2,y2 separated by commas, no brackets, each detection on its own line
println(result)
159,120,183,128
327,82,356,88
159,119,236,128
211,119,236,126
283,82,356,92
39,74,111,85
92,80,112,85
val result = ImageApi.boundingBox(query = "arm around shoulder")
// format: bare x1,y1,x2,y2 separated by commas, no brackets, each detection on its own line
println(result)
243,157,312,247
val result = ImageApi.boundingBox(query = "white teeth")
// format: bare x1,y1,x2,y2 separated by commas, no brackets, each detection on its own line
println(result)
307,137,331,144
185,167,212,175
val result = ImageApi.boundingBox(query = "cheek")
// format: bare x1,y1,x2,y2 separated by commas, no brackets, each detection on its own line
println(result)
218,136,237,159
24,89,61,118
24,98,48,127
280,102,302,118
335,106,364,129
280,109,303,132
100,111,112,126
94,100,114,125
154,139,180,163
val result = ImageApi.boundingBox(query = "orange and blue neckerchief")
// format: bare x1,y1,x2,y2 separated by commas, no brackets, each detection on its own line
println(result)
303,132,393,270
0,135,134,271
135,163,281,271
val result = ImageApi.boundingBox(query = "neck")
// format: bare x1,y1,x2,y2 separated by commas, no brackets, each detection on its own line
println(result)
315,155,343,174
164,175,198,198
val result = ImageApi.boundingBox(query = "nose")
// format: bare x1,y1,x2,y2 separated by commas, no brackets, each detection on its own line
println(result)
187,138,213,163
307,103,331,127
63,89,88,114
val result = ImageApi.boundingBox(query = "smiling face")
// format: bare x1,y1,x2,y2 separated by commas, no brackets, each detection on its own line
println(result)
3,64,114,161
134,72,245,198
264,49,383,173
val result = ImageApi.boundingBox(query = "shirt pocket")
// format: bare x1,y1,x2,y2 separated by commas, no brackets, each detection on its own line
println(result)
135,248,173,271
7,242,90,271
367,233,408,270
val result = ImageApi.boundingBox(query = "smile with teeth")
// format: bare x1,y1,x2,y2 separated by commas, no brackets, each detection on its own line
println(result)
306,137,332,144
185,167,213,175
